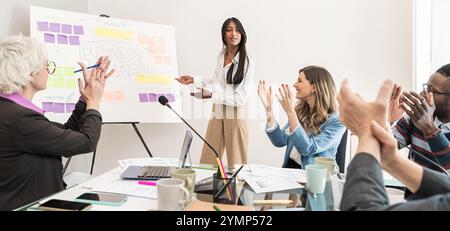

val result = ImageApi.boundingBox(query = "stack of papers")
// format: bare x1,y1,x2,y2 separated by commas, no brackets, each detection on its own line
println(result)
239,164,305,193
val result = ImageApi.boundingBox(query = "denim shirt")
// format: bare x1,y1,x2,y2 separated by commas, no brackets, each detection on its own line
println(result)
265,112,346,169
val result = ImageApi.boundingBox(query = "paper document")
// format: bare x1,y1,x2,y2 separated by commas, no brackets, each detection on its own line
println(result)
93,179,157,199
239,165,304,193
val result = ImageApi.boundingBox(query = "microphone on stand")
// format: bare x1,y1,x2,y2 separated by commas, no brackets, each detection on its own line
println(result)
158,96,220,159
158,96,233,197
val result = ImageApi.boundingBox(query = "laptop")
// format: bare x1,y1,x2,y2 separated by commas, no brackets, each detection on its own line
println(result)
120,130,193,180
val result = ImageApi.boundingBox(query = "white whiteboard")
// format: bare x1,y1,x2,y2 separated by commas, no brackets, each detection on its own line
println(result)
30,6,182,123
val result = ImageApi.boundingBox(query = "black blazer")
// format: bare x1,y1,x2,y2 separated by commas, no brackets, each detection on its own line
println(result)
0,97,102,210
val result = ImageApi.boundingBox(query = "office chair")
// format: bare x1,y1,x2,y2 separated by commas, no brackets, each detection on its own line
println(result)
335,130,348,173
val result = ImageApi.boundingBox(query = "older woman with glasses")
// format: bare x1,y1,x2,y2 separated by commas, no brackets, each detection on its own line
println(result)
0,36,115,210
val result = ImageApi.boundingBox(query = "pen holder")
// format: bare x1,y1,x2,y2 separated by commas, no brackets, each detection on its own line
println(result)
213,173,237,204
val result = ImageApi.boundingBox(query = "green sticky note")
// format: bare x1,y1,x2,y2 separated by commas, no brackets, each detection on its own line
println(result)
64,67,76,77
53,67,63,76
46,78,54,88
65,79,77,89
53,78,64,88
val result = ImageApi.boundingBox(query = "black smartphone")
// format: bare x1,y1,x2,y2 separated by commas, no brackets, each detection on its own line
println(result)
75,192,127,206
38,199,92,211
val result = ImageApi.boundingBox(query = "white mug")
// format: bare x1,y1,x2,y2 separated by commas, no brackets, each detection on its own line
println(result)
157,178,190,211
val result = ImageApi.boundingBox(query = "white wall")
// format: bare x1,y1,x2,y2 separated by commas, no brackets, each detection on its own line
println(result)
0,0,414,176
85,0,413,175
0,0,87,36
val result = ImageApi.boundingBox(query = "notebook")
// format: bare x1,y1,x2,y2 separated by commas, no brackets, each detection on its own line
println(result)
120,130,193,180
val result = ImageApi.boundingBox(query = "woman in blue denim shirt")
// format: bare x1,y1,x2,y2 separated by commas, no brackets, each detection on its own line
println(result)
257,66,346,169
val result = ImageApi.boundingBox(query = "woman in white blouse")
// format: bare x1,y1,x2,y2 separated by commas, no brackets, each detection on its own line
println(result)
175,17,254,167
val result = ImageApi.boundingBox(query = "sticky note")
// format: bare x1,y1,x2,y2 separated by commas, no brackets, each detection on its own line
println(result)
49,23,60,33
64,67,76,77
53,78,64,88
44,33,55,43
103,92,114,102
53,67,63,76
166,94,175,102
148,93,157,102
139,93,148,102
61,24,72,34
53,103,65,113
57,34,68,44
37,22,49,31
65,79,77,89
135,74,172,84
65,103,76,113
95,28,133,40
73,25,84,35
114,91,125,101
42,102,54,112
69,36,80,45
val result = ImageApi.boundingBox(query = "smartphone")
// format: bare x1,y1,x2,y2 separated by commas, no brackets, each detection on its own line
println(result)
38,199,92,211
74,192,128,206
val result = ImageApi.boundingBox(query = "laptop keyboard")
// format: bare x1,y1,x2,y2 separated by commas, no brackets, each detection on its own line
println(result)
138,166,171,178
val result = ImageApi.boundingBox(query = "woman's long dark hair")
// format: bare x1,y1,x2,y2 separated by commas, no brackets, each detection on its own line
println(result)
221,17,248,86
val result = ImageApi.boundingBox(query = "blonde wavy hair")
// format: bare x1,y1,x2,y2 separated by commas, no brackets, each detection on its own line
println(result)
0,36,47,94
295,66,337,134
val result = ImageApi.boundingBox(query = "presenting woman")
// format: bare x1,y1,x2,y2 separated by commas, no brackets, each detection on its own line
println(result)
176,18,254,167
0,36,114,210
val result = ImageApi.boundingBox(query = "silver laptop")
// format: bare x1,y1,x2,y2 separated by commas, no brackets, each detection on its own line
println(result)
120,130,193,180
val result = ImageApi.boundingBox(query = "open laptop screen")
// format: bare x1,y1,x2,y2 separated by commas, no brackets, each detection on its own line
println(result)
179,130,193,168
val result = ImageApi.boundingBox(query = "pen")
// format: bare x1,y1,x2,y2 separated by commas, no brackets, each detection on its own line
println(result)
252,200,293,205
138,180,157,186
213,205,221,211
213,165,244,201
73,63,100,73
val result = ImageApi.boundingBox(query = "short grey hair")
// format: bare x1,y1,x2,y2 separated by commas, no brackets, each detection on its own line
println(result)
0,36,48,94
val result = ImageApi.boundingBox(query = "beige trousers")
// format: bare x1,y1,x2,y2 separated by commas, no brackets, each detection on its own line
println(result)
199,104,248,168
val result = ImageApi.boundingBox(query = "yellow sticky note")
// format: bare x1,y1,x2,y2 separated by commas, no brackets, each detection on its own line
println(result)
64,67,76,77
95,28,133,40
46,78,54,88
135,74,172,85
65,79,77,89
52,67,63,77
53,78,64,88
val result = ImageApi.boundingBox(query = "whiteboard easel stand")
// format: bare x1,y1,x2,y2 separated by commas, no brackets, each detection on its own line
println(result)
89,122,153,175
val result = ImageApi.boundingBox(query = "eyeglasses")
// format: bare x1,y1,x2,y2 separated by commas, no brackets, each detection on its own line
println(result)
422,83,450,96
46,61,56,75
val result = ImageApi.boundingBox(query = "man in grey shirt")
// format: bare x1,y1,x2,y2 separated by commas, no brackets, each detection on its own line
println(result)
337,79,450,211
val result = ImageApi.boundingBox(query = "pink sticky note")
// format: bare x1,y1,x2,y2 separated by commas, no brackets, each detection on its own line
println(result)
65,103,76,113
53,103,65,113
44,33,55,43
73,25,84,35
138,181,157,186
37,22,49,31
42,102,54,112
139,93,148,102
69,36,80,45
61,24,72,34
49,23,60,33
57,34,68,44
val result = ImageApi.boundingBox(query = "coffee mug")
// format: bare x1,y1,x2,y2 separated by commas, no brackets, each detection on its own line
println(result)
157,178,190,211
171,168,196,200
314,157,339,181
305,164,328,194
